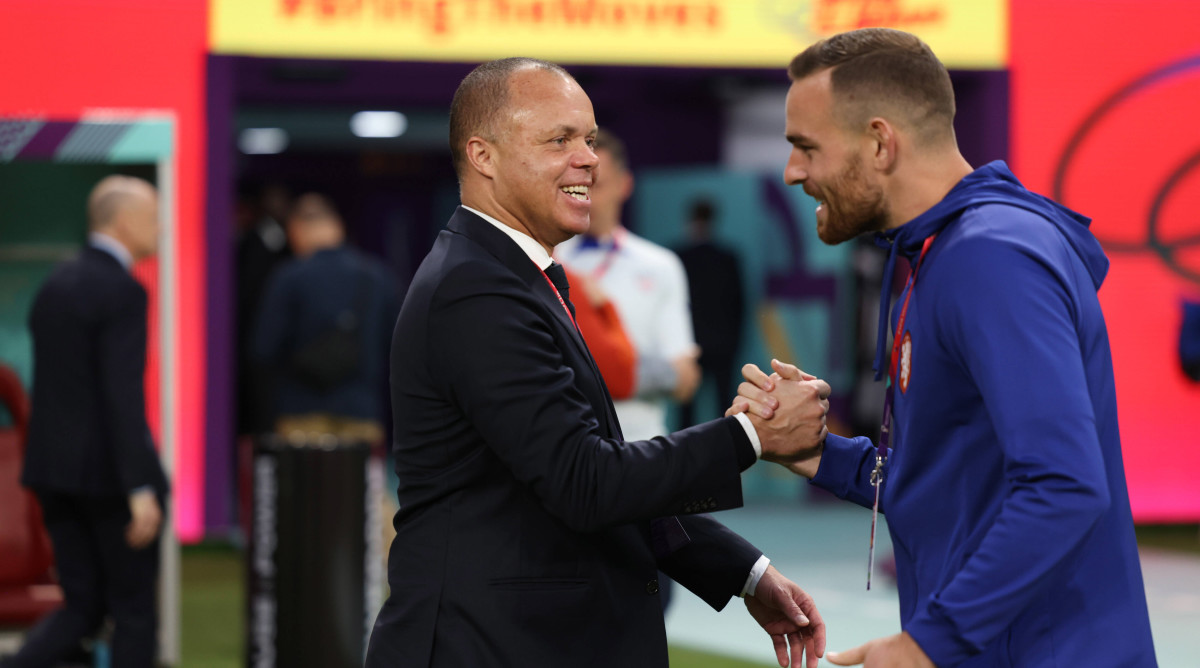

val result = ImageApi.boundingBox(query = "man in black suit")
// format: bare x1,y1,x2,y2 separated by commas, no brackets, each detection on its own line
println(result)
366,58,833,668
7,176,168,668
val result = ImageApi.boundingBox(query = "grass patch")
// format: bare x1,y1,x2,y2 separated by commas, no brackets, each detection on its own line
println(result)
1135,523,1200,555
669,645,773,667
180,543,243,668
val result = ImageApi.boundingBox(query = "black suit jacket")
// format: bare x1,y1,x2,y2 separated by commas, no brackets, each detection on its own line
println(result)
23,246,167,497
367,208,761,667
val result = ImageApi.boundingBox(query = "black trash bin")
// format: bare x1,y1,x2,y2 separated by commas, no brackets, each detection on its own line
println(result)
247,437,384,668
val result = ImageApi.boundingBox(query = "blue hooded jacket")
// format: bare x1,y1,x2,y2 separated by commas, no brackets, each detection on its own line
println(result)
812,162,1156,666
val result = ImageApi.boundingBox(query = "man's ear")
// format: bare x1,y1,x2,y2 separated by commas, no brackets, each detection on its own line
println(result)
867,118,898,173
465,136,496,179
619,170,635,202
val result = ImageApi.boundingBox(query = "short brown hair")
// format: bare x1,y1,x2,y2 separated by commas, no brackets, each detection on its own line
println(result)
448,57,572,180
594,128,629,172
789,28,955,143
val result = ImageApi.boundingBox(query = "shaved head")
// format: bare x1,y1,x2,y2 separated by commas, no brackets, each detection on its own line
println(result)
449,57,574,181
86,175,159,261
87,175,156,232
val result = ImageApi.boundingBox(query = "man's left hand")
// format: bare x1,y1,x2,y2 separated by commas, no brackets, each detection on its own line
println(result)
826,632,934,667
745,565,825,668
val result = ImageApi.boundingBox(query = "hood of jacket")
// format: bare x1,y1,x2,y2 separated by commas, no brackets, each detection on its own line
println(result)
869,160,1107,380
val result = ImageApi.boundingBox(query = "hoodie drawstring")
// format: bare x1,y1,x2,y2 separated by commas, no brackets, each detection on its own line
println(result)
872,237,900,382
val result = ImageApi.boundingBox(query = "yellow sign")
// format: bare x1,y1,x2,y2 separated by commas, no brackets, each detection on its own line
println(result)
211,0,1006,69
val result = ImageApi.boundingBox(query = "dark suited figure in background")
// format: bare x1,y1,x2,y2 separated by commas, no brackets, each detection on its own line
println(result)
235,181,292,437
366,57,830,668
677,199,746,426
252,193,399,446
7,176,168,668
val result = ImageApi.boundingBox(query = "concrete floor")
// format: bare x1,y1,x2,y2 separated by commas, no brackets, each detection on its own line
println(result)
665,503,1200,667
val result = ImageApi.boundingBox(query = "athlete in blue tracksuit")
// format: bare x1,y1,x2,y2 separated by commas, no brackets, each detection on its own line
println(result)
737,28,1158,666
811,160,1157,666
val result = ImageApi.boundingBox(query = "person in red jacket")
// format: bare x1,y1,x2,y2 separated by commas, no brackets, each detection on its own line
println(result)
566,267,636,400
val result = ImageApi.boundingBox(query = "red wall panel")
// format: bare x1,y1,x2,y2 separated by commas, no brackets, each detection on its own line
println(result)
0,0,210,539
1012,0,1200,521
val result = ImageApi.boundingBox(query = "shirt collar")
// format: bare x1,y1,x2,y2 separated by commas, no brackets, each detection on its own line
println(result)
577,235,617,251
463,206,553,270
88,232,134,271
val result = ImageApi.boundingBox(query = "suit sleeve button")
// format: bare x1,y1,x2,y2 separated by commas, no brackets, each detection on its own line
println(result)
646,579,659,595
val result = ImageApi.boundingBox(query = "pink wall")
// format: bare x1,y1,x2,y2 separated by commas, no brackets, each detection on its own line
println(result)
0,0,210,539
1012,0,1200,521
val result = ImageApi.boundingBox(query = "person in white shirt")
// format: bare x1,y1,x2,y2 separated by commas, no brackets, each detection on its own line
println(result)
556,129,701,441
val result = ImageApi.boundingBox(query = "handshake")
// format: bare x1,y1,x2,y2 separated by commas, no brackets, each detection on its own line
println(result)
725,359,831,480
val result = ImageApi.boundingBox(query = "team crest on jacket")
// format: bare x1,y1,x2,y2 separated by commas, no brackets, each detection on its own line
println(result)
899,331,913,393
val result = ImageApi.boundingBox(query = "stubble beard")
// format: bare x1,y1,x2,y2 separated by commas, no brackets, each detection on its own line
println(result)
816,154,887,246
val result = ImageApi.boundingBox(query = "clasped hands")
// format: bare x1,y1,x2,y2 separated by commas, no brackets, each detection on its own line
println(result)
726,359,830,478
728,361,936,668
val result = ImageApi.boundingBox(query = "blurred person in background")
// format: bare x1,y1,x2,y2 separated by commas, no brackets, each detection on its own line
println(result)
367,57,831,668
556,129,701,441
732,28,1156,667
6,176,168,668
676,198,746,426
235,181,292,438
251,192,399,446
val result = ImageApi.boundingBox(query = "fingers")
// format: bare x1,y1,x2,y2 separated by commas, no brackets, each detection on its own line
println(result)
771,358,814,382
741,363,775,391
826,642,869,666
126,515,155,549
812,377,832,400
788,631,805,668
804,632,819,668
126,492,162,549
771,633,790,668
793,587,826,659
736,381,779,419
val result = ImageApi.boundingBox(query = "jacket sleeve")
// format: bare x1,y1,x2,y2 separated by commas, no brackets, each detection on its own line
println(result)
426,265,753,533
97,282,162,493
903,238,1111,666
809,433,886,510
659,513,762,611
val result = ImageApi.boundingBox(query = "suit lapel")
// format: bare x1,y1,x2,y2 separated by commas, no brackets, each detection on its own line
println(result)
447,208,622,438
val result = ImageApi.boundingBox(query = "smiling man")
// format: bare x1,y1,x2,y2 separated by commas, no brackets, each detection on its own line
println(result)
732,28,1156,667
366,58,833,668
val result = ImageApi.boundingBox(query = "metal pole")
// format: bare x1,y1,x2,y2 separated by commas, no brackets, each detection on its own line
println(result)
157,130,181,666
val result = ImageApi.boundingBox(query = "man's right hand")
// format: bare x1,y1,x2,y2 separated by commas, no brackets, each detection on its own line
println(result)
727,359,829,476
126,489,162,549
